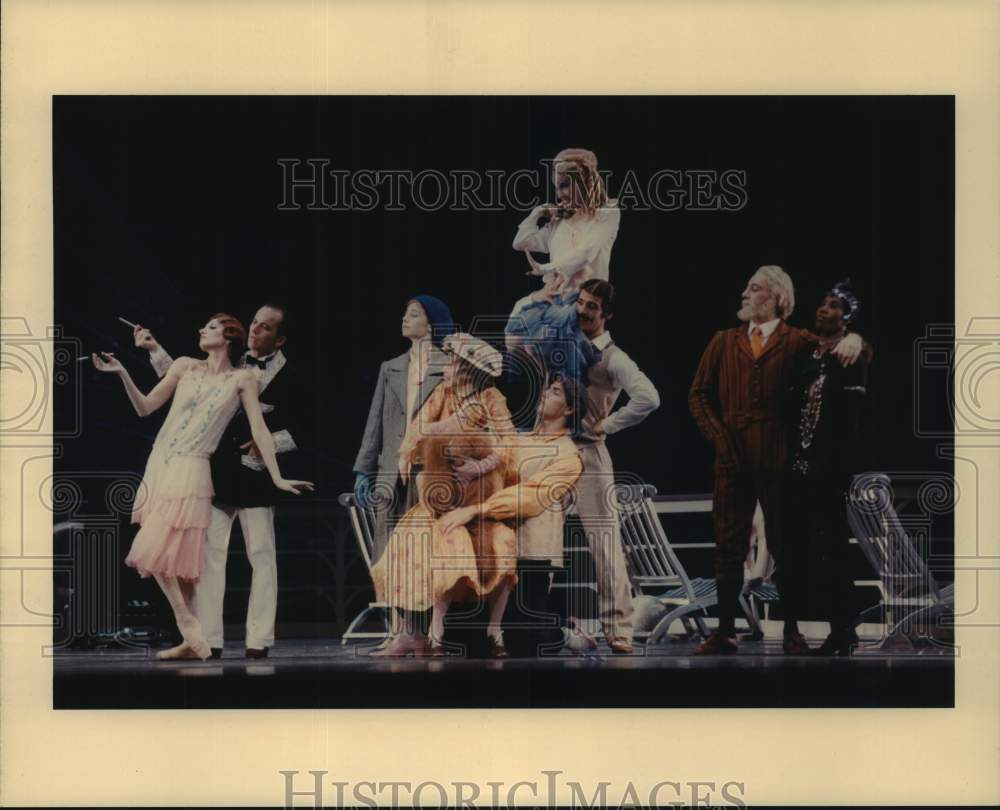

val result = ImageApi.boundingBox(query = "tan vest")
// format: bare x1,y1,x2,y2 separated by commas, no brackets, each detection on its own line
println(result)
578,342,622,444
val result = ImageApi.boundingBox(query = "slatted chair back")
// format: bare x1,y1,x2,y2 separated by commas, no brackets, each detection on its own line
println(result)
337,492,378,571
615,484,701,603
846,473,944,605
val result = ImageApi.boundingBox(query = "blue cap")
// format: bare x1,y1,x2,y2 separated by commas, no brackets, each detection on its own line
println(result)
410,295,457,347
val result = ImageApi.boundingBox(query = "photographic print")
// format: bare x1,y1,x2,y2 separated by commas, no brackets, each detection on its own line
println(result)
49,94,955,709
2,2,997,807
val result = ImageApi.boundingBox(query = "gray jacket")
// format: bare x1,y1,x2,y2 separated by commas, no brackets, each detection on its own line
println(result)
353,349,445,488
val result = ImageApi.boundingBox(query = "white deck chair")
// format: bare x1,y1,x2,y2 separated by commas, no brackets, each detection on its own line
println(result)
337,493,391,645
615,485,717,642
618,485,778,642
846,473,954,644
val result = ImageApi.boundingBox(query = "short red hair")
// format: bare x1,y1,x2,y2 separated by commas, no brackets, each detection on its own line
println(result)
210,312,247,363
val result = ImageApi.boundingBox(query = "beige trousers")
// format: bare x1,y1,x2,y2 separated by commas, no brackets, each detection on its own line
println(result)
574,441,635,642
192,505,277,650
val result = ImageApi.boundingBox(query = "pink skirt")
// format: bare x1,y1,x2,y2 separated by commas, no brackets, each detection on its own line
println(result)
126,447,213,582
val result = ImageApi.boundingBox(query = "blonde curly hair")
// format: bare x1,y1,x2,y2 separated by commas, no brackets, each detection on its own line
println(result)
553,147,609,218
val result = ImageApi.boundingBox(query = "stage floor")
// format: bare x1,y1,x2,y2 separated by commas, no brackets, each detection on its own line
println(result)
53,636,954,709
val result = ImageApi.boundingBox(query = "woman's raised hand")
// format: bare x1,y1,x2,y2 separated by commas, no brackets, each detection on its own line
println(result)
547,273,567,295
524,249,545,277
91,352,124,374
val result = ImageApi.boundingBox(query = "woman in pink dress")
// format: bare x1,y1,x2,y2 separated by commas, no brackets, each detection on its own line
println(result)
92,313,312,660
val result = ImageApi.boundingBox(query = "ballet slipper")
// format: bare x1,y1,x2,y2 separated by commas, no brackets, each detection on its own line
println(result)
172,615,212,661
157,642,201,660
185,637,212,660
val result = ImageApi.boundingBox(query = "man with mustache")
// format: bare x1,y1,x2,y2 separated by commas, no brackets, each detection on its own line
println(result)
689,266,864,655
571,278,660,654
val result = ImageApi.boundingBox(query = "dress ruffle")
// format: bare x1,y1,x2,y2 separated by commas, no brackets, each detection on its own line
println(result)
126,449,214,581
370,503,518,612
504,291,596,383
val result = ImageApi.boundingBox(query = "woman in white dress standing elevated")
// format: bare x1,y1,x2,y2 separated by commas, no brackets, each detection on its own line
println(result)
92,313,312,660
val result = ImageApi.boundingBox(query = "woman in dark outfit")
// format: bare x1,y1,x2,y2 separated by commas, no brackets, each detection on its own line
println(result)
785,280,870,655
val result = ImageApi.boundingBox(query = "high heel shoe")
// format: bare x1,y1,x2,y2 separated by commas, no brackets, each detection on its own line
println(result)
810,629,859,656
368,634,427,657
485,636,510,659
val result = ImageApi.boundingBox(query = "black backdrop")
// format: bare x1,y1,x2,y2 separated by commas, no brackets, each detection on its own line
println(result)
52,96,954,634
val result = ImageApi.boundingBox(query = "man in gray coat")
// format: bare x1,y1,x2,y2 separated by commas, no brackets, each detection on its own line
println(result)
353,295,456,562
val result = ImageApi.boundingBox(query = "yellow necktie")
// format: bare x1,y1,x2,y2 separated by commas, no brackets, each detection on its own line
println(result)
750,326,764,359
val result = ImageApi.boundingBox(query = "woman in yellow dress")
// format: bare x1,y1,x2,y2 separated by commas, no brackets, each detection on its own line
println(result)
369,332,517,657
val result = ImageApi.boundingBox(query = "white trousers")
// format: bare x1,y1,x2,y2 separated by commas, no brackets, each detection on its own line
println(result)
192,505,277,649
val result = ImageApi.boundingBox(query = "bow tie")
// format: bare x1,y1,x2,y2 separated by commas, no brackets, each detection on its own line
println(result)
244,354,271,370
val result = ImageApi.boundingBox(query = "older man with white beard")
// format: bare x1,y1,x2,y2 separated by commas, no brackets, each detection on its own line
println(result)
688,266,865,655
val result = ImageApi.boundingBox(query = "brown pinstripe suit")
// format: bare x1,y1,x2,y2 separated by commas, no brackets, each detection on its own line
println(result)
689,320,817,583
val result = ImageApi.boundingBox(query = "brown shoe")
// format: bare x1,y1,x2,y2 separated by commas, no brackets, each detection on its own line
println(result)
486,637,510,659
693,631,738,655
609,638,634,655
245,647,269,659
782,632,811,655
370,636,426,658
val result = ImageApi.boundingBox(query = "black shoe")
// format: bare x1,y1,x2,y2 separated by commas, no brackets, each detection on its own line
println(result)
245,647,269,659
209,648,223,660
810,630,859,656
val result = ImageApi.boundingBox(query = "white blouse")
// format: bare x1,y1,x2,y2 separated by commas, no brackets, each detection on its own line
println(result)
512,200,621,285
